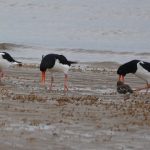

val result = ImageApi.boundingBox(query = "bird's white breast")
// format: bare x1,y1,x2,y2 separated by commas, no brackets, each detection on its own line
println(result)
0,58,10,71
49,59,70,74
135,62,150,83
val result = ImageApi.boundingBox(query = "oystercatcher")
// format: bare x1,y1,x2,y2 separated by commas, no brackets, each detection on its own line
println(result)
40,54,77,91
117,59,150,93
0,52,22,81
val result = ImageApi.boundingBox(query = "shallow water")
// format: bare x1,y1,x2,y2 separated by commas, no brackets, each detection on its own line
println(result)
0,43,150,64
0,0,150,64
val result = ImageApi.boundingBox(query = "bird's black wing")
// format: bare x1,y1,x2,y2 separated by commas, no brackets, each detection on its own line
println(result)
57,55,77,66
140,61,150,72
56,55,69,65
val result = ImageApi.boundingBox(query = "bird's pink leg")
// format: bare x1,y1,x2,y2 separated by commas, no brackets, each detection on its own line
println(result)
145,84,150,94
145,83,150,94
135,83,150,94
0,71,4,84
49,76,54,91
0,72,2,82
1,71,4,78
41,71,46,84
135,86,147,91
64,74,68,92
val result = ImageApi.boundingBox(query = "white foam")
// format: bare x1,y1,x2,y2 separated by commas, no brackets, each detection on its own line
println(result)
3,123,53,131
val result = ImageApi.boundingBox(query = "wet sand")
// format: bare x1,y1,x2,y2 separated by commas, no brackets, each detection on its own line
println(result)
0,62,150,150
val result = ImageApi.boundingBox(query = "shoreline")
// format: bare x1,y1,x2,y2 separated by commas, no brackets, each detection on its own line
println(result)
1,43,150,65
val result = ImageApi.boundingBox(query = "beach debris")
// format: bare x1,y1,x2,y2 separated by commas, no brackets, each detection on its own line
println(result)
56,95,99,106
117,81,133,94
12,92,47,102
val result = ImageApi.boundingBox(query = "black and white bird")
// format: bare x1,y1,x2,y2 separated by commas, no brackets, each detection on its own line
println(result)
0,52,22,81
117,59,150,93
40,54,77,91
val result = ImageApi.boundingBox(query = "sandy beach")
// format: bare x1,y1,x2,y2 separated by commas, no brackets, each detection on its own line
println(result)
0,62,150,150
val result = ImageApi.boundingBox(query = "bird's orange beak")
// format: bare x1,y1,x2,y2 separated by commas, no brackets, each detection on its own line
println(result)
118,75,124,82
41,71,46,84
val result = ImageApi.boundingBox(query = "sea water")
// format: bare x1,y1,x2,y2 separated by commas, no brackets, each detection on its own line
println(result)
0,0,150,63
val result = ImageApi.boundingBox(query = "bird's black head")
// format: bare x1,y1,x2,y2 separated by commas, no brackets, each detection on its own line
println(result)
117,60,140,82
117,60,140,76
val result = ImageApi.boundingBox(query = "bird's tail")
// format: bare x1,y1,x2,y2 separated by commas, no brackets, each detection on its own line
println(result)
12,61,22,66
68,61,78,65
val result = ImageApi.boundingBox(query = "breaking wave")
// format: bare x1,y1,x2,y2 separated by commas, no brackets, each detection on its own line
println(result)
0,43,150,64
